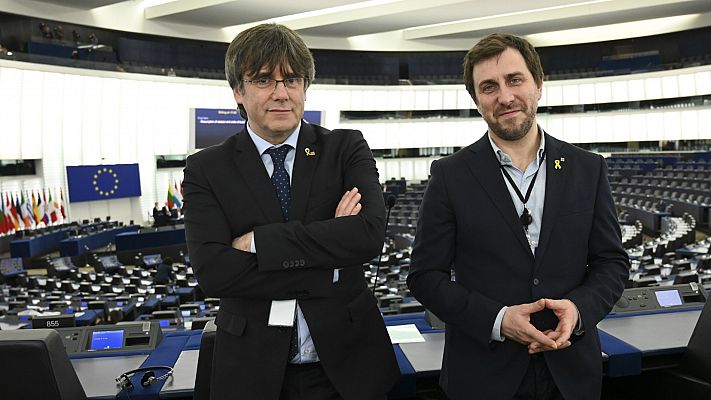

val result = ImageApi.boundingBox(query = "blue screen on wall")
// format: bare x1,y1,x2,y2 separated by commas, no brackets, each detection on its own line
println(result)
193,108,322,149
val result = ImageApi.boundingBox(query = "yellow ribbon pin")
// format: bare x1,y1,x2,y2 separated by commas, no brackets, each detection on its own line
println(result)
305,147,315,156
554,159,562,169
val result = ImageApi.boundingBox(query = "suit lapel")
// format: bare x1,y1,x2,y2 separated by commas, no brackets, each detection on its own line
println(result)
231,129,284,222
534,133,567,269
290,123,318,221
465,135,532,256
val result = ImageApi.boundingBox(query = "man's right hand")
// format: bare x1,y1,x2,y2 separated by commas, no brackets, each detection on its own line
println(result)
335,187,362,217
501,299,558,350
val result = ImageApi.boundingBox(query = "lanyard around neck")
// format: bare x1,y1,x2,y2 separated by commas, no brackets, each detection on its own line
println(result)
498,151,546,227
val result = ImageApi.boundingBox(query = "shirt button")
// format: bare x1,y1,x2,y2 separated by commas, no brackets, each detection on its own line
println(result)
533,278,540,286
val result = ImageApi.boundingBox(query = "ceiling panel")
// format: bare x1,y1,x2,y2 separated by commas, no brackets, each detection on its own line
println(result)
4,0,710,51
31,0,126,10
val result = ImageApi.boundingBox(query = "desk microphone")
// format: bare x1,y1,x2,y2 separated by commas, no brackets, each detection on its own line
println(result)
83,245,91,268
373,195,397,295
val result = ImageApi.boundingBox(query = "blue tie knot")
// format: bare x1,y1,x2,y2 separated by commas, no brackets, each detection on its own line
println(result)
266,145,291,167
265,145,292,221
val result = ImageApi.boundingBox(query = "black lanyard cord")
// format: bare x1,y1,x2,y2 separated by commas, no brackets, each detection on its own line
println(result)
498,151,546,226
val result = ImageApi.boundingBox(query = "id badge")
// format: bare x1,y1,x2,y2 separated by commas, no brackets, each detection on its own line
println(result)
268,299,296,327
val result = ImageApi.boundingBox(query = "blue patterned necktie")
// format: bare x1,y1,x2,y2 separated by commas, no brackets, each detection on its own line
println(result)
265,145,299,361
266,145,292,221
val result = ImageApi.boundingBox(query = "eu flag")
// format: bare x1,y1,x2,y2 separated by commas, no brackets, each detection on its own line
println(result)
66,164,142,203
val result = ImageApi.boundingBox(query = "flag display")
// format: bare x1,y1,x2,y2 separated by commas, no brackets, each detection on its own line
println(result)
167,180,182,209
60,189,66,218
167,183,174,209
49,190,58,223
66,164,142,203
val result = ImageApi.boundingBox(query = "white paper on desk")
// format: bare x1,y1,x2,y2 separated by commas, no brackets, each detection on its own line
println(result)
268,299,296,327
387,324,426,344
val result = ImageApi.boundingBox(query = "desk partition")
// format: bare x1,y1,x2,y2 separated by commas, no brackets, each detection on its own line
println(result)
60,225,139,257
10,227,73,258
115,226,186,251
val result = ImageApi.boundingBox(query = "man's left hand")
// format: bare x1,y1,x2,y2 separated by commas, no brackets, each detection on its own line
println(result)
335,187,362,218
528,298,579,354
232,231,254,252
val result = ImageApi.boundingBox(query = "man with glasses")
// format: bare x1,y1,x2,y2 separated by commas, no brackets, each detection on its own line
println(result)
408,33,629,400
183,23,399,400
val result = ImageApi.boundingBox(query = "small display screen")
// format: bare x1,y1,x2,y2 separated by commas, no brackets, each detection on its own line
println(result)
181,310,191,317
0,257,23,275
143,254,162,266
159,320,170,327
655,290,683,307
89,330,124,350
99,255,120,268
51,257,72,271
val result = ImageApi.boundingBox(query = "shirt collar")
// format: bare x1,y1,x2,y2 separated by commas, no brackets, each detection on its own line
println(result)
488,127,546,167
247,121,301,155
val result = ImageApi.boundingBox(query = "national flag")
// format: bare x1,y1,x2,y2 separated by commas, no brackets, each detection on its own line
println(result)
41,190,50,225
4,193,16,233
21,192,35,229
14,193,24,230
60,188,67,219
3,195,13,234
3,194,13,231
166,183,175,209
0,196,7,235
32,192,41,224
7,193,19,230
172,181,182,208
49,190,58,223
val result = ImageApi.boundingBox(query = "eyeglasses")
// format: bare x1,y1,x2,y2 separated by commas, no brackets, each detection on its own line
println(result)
242,77,306,90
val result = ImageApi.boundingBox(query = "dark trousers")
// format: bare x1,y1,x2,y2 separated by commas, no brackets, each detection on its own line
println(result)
513,354,564,400
279,362,343,400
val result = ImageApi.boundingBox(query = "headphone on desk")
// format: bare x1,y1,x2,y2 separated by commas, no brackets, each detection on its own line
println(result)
116,366,174,390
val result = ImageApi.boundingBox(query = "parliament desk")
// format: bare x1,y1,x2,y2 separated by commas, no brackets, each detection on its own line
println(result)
668,200,710,228
619,206,670,234
60,225,140,257
0,234,12,254
61,306,701,400
115,226,186,252
68,330,203,400
73,354,148,400
676,241,710,257
10,227,73,258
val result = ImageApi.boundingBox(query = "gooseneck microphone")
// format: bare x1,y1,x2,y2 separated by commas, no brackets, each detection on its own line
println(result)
372,195,398,295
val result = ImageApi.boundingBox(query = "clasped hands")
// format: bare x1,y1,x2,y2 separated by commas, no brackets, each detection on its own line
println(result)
232,187,363,251
501,298,579,354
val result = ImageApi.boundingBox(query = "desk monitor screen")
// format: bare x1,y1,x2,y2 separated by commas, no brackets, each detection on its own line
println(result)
143,254,162,267
655,289,683,307
0,257,24,276
51,257,73,271
99,255,121,269
89,329,124,351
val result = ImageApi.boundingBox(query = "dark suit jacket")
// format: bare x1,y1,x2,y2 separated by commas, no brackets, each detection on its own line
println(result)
183,123,399,400
153,263,174,285
407,132,629,400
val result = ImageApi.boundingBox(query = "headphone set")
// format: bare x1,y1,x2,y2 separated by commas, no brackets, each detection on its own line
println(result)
115,366,174,391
